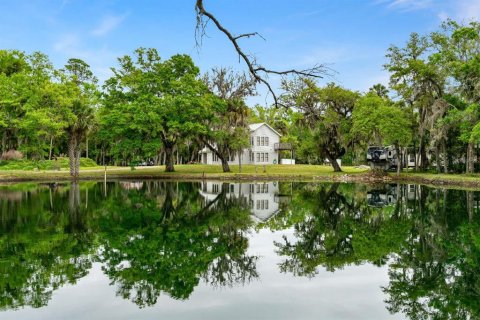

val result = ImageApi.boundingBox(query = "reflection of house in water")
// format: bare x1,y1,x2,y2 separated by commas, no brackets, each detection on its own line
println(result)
199,181,282,222
119,181,144,190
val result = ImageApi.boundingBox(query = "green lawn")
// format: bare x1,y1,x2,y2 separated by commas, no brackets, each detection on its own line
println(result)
396,172,480,184
0,164,369,182
4,162,480,187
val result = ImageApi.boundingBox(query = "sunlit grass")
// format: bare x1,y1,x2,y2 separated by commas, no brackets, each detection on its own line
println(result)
397,172,480,182
0,164,369,181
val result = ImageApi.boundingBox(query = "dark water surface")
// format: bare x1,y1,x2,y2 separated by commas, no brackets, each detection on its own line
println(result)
0,181,479,319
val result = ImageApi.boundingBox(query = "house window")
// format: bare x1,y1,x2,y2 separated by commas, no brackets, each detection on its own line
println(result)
261,137,265,146
257,153,260,162
250,184,255,193
265,200,269,210
257,137,260,146
230,184,234,193
250,137,254,146
263,183,268,193
256,200,260,210
213,154,218,162
265,153,269,162
265,137,269,146
212,184,219,193
256,184,260,193
261,153,265,162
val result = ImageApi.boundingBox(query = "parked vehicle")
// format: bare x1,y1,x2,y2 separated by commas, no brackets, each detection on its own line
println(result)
366,146,397,170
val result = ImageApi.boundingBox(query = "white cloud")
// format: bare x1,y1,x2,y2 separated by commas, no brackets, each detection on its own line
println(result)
437,10,449,21
53,33,80,52
375,0,433,11
454,0,480,21
378,0,480,22
52,34,120,83
435,0,480,22
91,14,127,37
295,44,383,67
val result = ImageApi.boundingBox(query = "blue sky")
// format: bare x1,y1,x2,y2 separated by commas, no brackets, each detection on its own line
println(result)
0,0,479,105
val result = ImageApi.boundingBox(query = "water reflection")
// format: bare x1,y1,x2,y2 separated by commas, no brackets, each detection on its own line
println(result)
199,181,284,221
0,181,479,319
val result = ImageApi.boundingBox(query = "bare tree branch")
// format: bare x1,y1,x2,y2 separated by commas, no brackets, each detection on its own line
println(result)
195,0,328,107
234,32,265,41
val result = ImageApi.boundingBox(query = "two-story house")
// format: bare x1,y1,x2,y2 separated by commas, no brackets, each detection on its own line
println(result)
200,122,291,165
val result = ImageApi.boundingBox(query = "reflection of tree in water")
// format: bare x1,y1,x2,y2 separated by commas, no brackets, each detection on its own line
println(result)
3,180,479,317
0,181,259,310
272,183,480,319
96,181,258,307
0,182,96,310
273,183,410,276
383,187,480,320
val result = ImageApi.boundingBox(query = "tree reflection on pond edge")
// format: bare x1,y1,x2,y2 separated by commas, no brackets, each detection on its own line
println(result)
0,181,479,319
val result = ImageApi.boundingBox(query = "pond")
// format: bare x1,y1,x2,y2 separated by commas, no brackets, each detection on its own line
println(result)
0,180,479,319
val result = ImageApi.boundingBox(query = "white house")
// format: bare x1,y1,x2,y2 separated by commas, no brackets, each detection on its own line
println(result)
199,123,292,165
199,181,280,222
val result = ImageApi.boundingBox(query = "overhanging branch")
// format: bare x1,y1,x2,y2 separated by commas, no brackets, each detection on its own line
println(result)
195,0,328,107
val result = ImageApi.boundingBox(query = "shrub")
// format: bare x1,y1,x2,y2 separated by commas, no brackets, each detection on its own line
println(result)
1,150,23,161
0,157,98,170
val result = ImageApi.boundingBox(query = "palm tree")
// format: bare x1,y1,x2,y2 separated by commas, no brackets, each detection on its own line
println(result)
63,58,98,178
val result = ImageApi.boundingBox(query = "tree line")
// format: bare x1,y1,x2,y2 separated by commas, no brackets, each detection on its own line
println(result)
0,19,479,175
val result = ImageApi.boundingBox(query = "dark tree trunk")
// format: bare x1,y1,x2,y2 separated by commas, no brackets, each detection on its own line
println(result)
421,147,428,171
467,141,474,174
68,134,78,178
201,138,231,172
190,149,198,162
435,143,441,173
395,144,401,176
413,141,418,172
418,139,423,171
1,133,5,154
221,157,231,172
238,150,242,173
164,144,175,172
75,146,81,177
49,136,53,160
442,140,448,173
326,153,342,172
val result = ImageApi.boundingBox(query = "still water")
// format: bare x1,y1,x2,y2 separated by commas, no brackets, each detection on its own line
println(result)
0,180,478,319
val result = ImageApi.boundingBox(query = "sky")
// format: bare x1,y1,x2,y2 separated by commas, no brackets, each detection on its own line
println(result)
0,0,479,106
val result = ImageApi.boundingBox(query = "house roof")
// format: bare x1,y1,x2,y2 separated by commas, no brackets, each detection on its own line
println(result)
248,123,282,137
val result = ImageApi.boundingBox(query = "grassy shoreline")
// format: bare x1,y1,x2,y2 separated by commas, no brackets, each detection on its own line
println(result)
2,164,480,189
0,164,367,183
